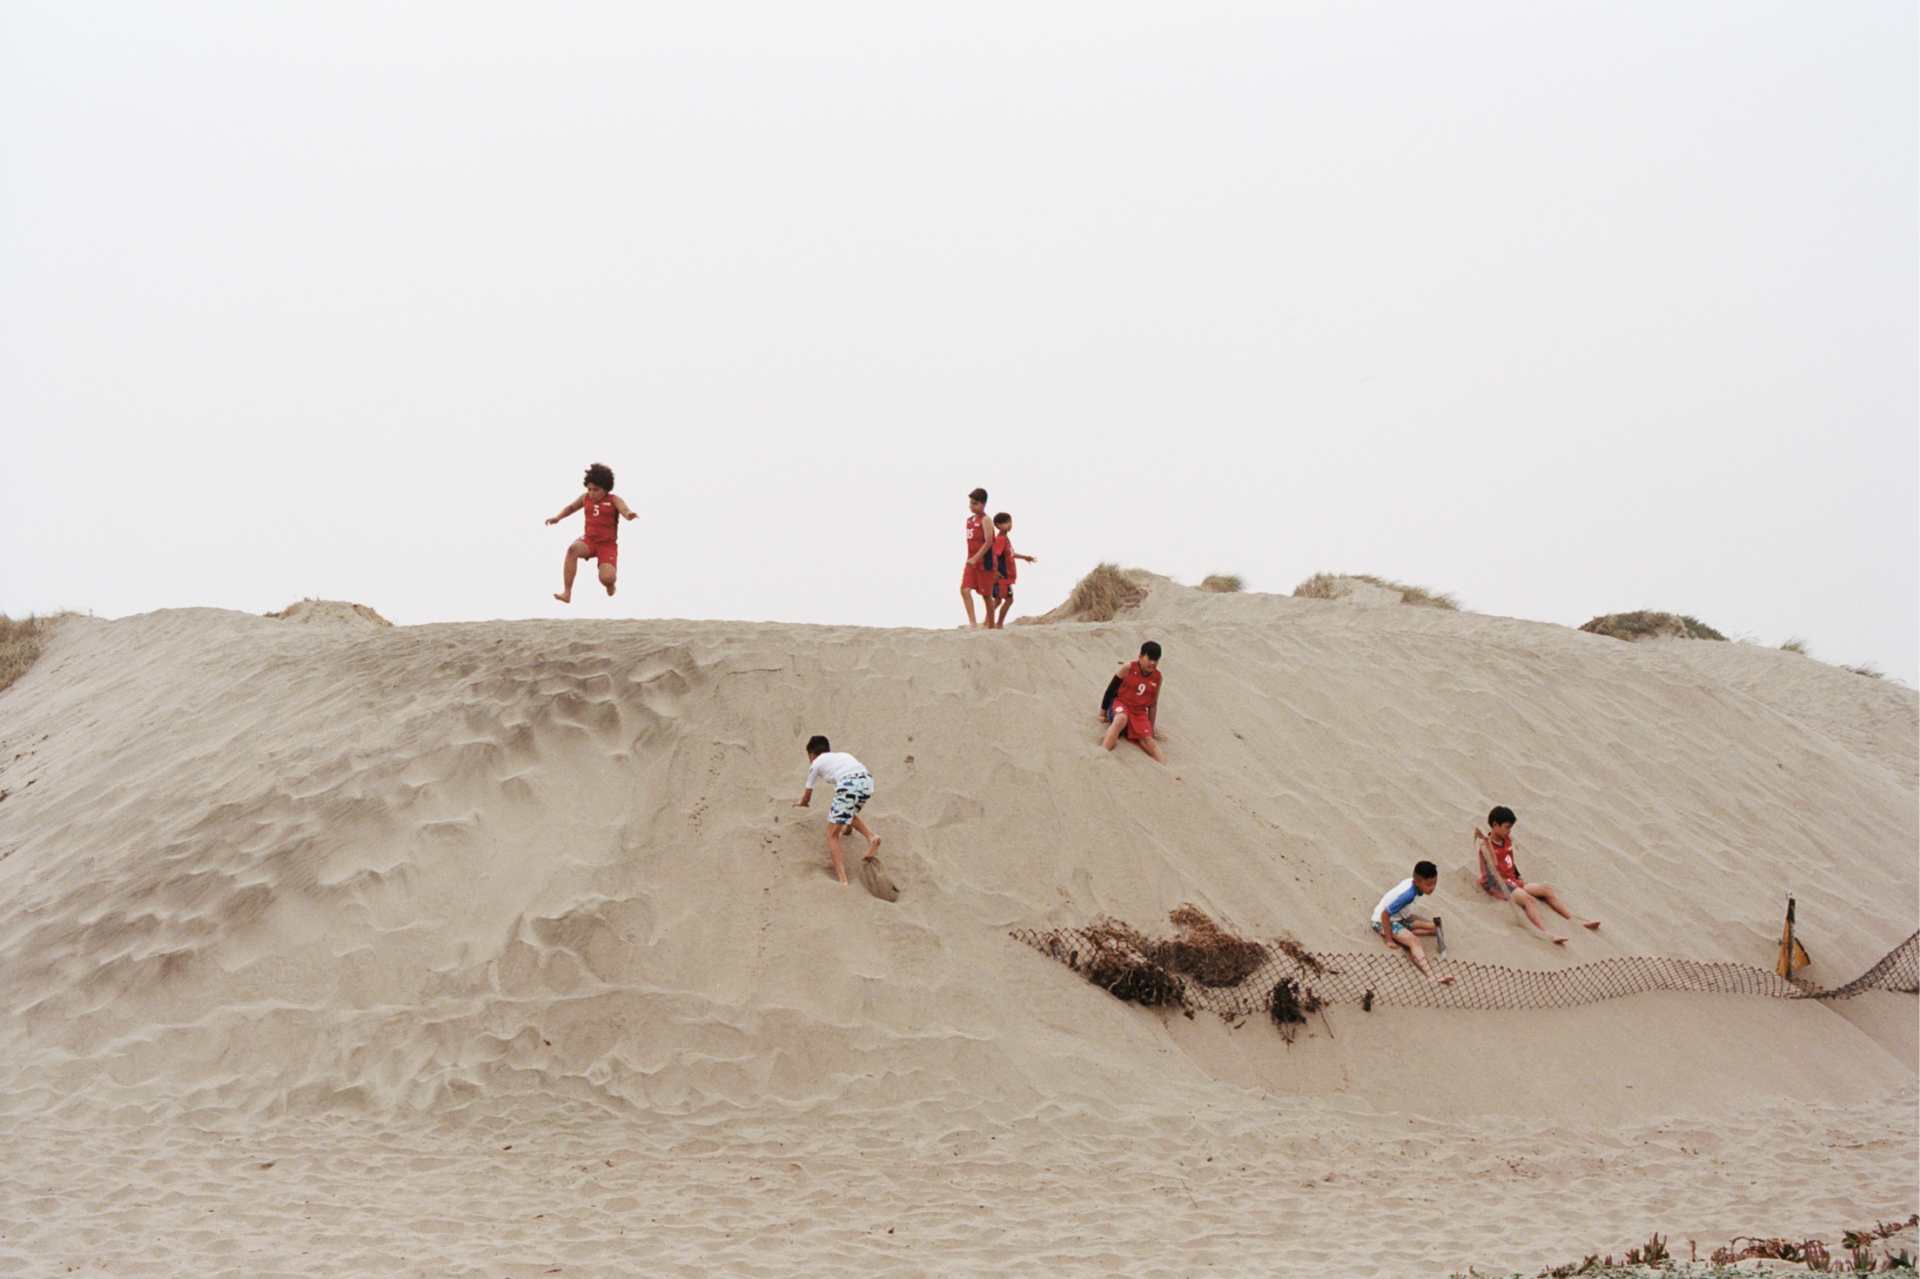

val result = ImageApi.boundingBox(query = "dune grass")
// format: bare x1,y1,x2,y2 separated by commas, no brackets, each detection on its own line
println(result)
1048,563,1148,623
0,613,67,696
1579,611,1728,643
1198,574,1245,593
1292,572,1460,610
1778,637,1810,655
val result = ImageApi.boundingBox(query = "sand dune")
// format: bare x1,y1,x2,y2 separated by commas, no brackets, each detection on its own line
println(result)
0,580,1912,1276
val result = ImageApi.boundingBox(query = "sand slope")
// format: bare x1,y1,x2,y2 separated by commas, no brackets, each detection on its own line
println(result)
0,584,1912,1276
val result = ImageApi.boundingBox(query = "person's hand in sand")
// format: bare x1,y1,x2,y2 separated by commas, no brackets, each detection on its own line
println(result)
1372,861,1456,984
793,735,882,885
548,462,637,603
1475,806,1600,944
1101,641,1172,768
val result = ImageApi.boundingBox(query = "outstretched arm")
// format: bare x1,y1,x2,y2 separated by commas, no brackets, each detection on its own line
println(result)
791,786,813,809
546,496,585,525
613,495,638,520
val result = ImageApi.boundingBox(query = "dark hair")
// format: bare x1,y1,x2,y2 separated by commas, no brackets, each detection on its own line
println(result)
584,462,615,491
993,512,1010,526
1488,805,1517,826
806,735,831,756
969,487,988,502
1413,860,1439,880
1140,640,1162,660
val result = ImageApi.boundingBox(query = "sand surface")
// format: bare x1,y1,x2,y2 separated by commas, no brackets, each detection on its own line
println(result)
0,580,1912,1276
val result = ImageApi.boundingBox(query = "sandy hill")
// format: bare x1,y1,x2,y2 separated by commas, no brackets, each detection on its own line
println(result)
0,581,1912,1277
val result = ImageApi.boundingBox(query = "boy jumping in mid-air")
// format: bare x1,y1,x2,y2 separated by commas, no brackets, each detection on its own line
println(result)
1475,805,1600,944
547,462,636,602
987,511,1036,629
1373,860,1456,985
791,735,882,885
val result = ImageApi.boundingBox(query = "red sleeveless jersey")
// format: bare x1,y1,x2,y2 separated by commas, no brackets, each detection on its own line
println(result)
583,496,619,543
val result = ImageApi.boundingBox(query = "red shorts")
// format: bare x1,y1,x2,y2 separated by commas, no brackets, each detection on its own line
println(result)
581,537,618,566
1111,703,1154,740
963,563,994,593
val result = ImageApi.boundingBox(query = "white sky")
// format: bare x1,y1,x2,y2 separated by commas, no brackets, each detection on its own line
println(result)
3,3,1915,683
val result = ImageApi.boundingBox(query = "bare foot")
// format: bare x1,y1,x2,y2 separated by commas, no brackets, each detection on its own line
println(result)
1583,920,1602,930
865,837,882,859
1551,936,1568,946
1432,974,1456,985
554,592,572,603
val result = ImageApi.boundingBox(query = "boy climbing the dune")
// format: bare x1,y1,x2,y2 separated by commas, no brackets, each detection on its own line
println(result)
792,736,882,885
1373,860,1456,985
1475,805,1600,944
1101,641,1169,765
547,462,636,603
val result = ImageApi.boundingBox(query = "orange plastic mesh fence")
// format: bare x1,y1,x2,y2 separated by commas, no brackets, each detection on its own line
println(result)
1010,922,1919,1018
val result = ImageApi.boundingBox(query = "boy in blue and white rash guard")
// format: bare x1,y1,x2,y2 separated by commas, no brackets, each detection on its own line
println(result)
1371,860,1455,985
791,735,883,885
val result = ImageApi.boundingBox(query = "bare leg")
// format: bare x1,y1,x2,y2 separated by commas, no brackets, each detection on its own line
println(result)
1392,927,1455,985
1137,734,1169,766
1509,888,1568,944
847,813,881,859
1102,710,1128,752
826,825,850,884
1522,880,1599,929
598,561,617,596
962,585,980,627
555,541,589,603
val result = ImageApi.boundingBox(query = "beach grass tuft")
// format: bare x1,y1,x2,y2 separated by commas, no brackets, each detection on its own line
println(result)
1579,611,1728,643
1293,572,1460,610
1198,574,1245,593
0,613,69,697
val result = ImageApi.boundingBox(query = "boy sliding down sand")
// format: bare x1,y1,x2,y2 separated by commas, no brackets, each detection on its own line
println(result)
1373,860,1456,985
547,462,636,602
1101,641,1169,766
1475,805,1600,944
791,736,882,885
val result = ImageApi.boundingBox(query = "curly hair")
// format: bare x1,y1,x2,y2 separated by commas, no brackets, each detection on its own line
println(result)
584,462,615,491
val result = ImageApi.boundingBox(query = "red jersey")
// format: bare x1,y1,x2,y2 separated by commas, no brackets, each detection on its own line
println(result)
1483,835,1520,888
965,512,988,563
583,495,619,544
991,533,1014,581
1112,659,1161,717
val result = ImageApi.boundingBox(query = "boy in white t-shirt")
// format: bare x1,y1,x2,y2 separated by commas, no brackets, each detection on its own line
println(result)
1371,860,1455,985
791,735,883,884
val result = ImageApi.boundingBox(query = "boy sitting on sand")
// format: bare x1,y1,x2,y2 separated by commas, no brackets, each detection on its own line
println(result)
1101,641,1169,765
791,736,882,885
987,511,1036,629
546,462,637,603
1475,805,1600,944
1373,861,1456,985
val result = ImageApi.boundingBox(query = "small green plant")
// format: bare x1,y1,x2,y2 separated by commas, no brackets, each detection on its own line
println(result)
1624,1233,1670,1265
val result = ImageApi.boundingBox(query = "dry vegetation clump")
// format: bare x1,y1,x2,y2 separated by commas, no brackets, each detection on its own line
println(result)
1074,919,1186,1007
266,599,394,626
1198,574,1245,593
0,613,66,697
1778,636,1810,655
1155,904,1268,988
1292,572,1460,610
1024,563,1149,625
1579,611,1728,642
1843,663,1886,680
1269,977,1325,1042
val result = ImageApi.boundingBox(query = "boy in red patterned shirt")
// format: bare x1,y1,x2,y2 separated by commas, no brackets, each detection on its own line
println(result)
987,511,1036,629
547,462,637,603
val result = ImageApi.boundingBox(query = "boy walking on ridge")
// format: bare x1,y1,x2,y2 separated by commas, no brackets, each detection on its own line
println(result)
987,511,1036,629
961,487,995,628
791,736,882,885
547,462,636,603
1101,641,1169,765
1373,860,1456,985
1475,805,1600,944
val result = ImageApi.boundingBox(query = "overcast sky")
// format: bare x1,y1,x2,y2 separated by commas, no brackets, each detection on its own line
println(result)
3,3,1914,683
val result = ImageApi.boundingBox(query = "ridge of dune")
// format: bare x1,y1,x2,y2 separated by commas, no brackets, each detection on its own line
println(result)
0,583,1912,1276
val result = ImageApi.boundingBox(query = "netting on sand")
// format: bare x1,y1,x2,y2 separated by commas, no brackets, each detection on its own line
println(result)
1011,912,1920,1026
